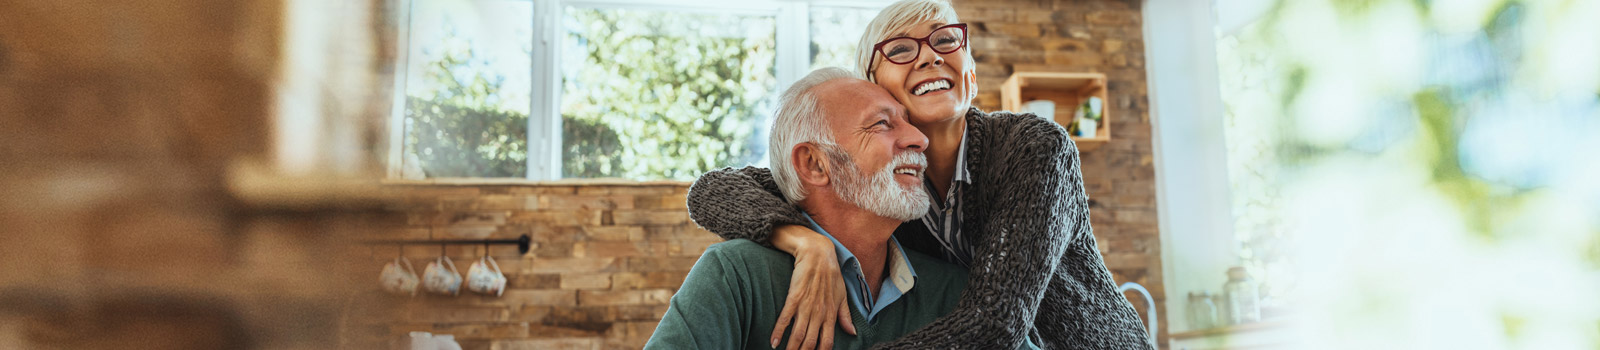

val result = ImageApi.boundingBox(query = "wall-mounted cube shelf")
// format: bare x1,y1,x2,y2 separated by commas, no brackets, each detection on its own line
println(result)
1001,72,1110,152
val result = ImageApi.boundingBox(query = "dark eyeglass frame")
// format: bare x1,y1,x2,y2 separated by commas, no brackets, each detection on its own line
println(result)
871,23,969,66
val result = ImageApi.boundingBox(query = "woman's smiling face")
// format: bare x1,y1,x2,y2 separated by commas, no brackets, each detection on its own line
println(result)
869,20,977,126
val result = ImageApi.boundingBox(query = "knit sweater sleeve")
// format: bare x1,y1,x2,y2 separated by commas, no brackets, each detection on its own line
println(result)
870,114,1117,350
685,166,810,246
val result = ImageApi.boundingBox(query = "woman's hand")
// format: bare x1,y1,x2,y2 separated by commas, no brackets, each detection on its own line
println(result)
769,224,856,350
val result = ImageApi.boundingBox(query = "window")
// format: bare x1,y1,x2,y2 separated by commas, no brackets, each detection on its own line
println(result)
1215,24,1296,311
559,7,776,180
389,0,890,181
397,0,534,178
808,6,879,71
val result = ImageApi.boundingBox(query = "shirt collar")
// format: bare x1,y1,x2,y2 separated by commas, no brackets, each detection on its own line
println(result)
953,130,972,184
800,213,918,320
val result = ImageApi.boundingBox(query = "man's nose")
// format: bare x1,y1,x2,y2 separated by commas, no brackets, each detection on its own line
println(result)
897,122,928,152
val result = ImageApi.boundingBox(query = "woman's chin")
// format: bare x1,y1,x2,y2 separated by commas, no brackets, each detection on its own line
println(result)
905,100,965,125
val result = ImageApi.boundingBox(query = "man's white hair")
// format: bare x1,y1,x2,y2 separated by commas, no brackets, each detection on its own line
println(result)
770,67,856,203
854,0,972,84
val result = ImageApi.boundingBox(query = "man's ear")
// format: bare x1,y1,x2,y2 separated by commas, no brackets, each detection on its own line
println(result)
792,143,831,188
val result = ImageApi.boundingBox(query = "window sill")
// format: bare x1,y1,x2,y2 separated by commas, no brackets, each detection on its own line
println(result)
380,178,691,187
1168,319,1286,340
1168,318,1299,350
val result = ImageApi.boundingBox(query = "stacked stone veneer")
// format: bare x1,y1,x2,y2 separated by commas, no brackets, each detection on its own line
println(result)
339,184,713,349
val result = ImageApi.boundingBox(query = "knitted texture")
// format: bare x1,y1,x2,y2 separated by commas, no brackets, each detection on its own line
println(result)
685,108,1156,350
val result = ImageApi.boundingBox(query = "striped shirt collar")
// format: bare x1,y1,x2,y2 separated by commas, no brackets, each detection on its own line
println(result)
919,133,975,266
952,133,972,184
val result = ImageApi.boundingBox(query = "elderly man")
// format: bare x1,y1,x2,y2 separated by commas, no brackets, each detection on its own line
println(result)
645,67,984,350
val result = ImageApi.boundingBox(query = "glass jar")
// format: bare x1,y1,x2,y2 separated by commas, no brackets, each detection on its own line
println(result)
1186,291,1218,330
1223,266,1261,324
1213,293,1233,326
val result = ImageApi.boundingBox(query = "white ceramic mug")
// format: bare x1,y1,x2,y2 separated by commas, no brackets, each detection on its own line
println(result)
1022,99,1056,121
408,331,435,350
380,257,420,296
466,256,507,297
422,256,462,296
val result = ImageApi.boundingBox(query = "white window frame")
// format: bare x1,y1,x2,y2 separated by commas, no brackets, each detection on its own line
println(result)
387,0,892,181
1143,0,1236,335
1146,0,1288,337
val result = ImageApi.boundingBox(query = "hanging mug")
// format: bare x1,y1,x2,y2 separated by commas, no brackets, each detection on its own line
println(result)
466,255,507,297
422,256,462,296
379,257,420,296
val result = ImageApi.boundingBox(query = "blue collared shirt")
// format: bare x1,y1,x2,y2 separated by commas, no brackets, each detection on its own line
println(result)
801,213,918,322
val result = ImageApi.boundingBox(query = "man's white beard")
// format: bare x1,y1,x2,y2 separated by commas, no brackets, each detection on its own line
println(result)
830,150,931,222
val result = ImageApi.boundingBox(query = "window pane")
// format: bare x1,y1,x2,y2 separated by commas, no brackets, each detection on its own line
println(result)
561,7,777,180
1215,21,1297,312
402,0,532,178
809,6,880,72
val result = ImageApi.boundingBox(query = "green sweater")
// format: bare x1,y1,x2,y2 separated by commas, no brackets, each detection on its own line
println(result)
645,239,977,349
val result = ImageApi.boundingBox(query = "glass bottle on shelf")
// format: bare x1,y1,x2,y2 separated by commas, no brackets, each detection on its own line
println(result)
1213,293,1233,326
1186,291,1218,330
1223,266,1261,324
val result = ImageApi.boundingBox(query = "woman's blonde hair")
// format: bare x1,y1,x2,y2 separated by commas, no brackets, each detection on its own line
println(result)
854,0,973,83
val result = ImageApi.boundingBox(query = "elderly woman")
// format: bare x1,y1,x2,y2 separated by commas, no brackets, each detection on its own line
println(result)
686,0,1154,349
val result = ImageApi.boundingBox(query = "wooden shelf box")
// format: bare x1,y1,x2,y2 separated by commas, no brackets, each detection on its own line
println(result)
1001,72,1110,152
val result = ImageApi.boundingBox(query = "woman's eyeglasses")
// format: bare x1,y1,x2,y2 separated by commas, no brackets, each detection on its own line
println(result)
872,23,968,65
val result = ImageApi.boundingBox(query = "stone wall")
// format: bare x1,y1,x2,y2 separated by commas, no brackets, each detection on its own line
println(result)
339,184,711,349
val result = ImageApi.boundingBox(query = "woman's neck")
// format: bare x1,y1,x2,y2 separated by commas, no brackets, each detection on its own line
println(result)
913,112,968,199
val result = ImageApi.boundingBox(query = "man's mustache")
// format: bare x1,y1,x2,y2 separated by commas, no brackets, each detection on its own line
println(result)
884,151,927,173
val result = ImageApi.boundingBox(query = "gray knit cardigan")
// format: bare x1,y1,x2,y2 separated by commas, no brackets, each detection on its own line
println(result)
685,108,1156,350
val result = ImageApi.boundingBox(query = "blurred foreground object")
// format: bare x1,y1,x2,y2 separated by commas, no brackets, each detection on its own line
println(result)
0,0,396,348
1208,0,1600,348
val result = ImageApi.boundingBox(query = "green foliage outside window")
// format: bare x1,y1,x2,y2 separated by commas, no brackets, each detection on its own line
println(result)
560,8,777,180
405,41,529,178
404,8,779,181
